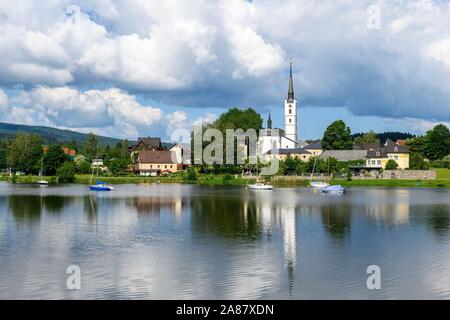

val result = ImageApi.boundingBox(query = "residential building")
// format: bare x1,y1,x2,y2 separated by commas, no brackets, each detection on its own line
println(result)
129,137,162,152
135,150,181,176
365,139,410,169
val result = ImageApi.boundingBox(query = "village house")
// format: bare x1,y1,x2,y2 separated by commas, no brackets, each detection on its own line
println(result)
43,146,77,160
129,137,162,152
134,150,182,176
365,139,410,169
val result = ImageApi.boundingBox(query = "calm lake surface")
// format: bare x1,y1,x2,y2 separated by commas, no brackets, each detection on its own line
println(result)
0,181,450,299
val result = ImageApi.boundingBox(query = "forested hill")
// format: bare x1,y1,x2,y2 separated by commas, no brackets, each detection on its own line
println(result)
0,122,128,147
352,131,415,143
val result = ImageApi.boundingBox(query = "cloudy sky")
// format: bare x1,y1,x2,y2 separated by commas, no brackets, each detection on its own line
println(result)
0,0,449,141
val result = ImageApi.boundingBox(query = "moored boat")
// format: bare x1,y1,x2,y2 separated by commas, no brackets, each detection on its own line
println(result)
321,184,345,194
310,181,329,189
38,180,49,186
247,183,273,190
89,181,114,191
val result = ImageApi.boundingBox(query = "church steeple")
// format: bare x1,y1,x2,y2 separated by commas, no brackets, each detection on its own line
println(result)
284,61,298,143
287,62,295,102
267,113,272,129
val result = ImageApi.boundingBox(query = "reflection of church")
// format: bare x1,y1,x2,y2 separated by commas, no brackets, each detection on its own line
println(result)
254,191,297,294
257,63,308,157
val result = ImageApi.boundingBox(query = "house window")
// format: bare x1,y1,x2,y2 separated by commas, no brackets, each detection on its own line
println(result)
165,165,167,169
376,151,380,156
158,165,160,168
371,160,375,165
367,160,370,166
394,155,398,160
289,109,292,114
394,146,398,152
377,160,381,165
289,118,291,123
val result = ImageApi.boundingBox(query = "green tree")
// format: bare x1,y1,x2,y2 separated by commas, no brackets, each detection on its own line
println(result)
406,136,426,154
83,133,99,161
108,158,129,175
7,133,43,174
56,162,76,183
321,120,353,150
385,159,399,170
76,161,92,174
43,145,68,175
73,154,87,166
409,152,429,170
214,107,263,132
0,148,6,169
422,124,450,160
353,130,380,145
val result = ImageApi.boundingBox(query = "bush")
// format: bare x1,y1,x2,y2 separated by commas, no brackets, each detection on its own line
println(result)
184,166,197,182
57,162,76,183
409,152,429,170
385,159,399,170
222,173,234,182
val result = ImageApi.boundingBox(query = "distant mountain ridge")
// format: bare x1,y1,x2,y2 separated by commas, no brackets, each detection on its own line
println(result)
0,122,132,147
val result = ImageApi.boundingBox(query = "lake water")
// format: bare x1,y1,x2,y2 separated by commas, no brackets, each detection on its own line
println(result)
0,181,449,299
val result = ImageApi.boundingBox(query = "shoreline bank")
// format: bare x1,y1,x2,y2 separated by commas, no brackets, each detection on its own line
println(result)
1,174,450,188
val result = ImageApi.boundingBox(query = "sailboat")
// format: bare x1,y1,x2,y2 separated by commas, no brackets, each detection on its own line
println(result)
247,166,273,190
89,157,113,191
37,157,48,186
309,157,329,189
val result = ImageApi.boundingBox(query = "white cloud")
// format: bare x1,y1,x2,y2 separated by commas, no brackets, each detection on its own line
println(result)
426,39,450,67
1,0,450,130
0,89,7,112
5,87,164,138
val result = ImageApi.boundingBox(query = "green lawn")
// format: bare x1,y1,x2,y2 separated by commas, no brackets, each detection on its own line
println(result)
434,168,450,179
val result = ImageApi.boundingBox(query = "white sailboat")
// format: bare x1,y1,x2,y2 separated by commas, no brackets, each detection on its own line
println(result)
309,157,329,189
247,167,273,190
37,157,48,186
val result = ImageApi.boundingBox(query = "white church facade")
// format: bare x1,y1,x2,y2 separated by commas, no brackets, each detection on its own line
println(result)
256,63,308,157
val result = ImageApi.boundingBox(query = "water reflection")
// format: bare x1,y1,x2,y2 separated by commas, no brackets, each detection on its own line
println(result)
8,194,72,222
321,204,352,241
426,204,450,236
190,192,261,238
1,183,450,299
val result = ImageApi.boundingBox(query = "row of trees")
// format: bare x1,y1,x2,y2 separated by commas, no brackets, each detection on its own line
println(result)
278,156,364,176
406,124,450,169
0,132,132,177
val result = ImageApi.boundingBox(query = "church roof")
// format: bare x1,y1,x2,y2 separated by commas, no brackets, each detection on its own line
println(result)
305,141,322,149
319,150,368,161
266,148,311,155
287,62,295,102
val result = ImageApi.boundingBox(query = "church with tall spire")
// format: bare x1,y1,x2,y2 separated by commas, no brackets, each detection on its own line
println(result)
284,62,297,142
256,62,308,158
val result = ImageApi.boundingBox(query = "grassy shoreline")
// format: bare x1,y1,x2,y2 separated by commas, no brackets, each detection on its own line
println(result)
1,173,450,188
